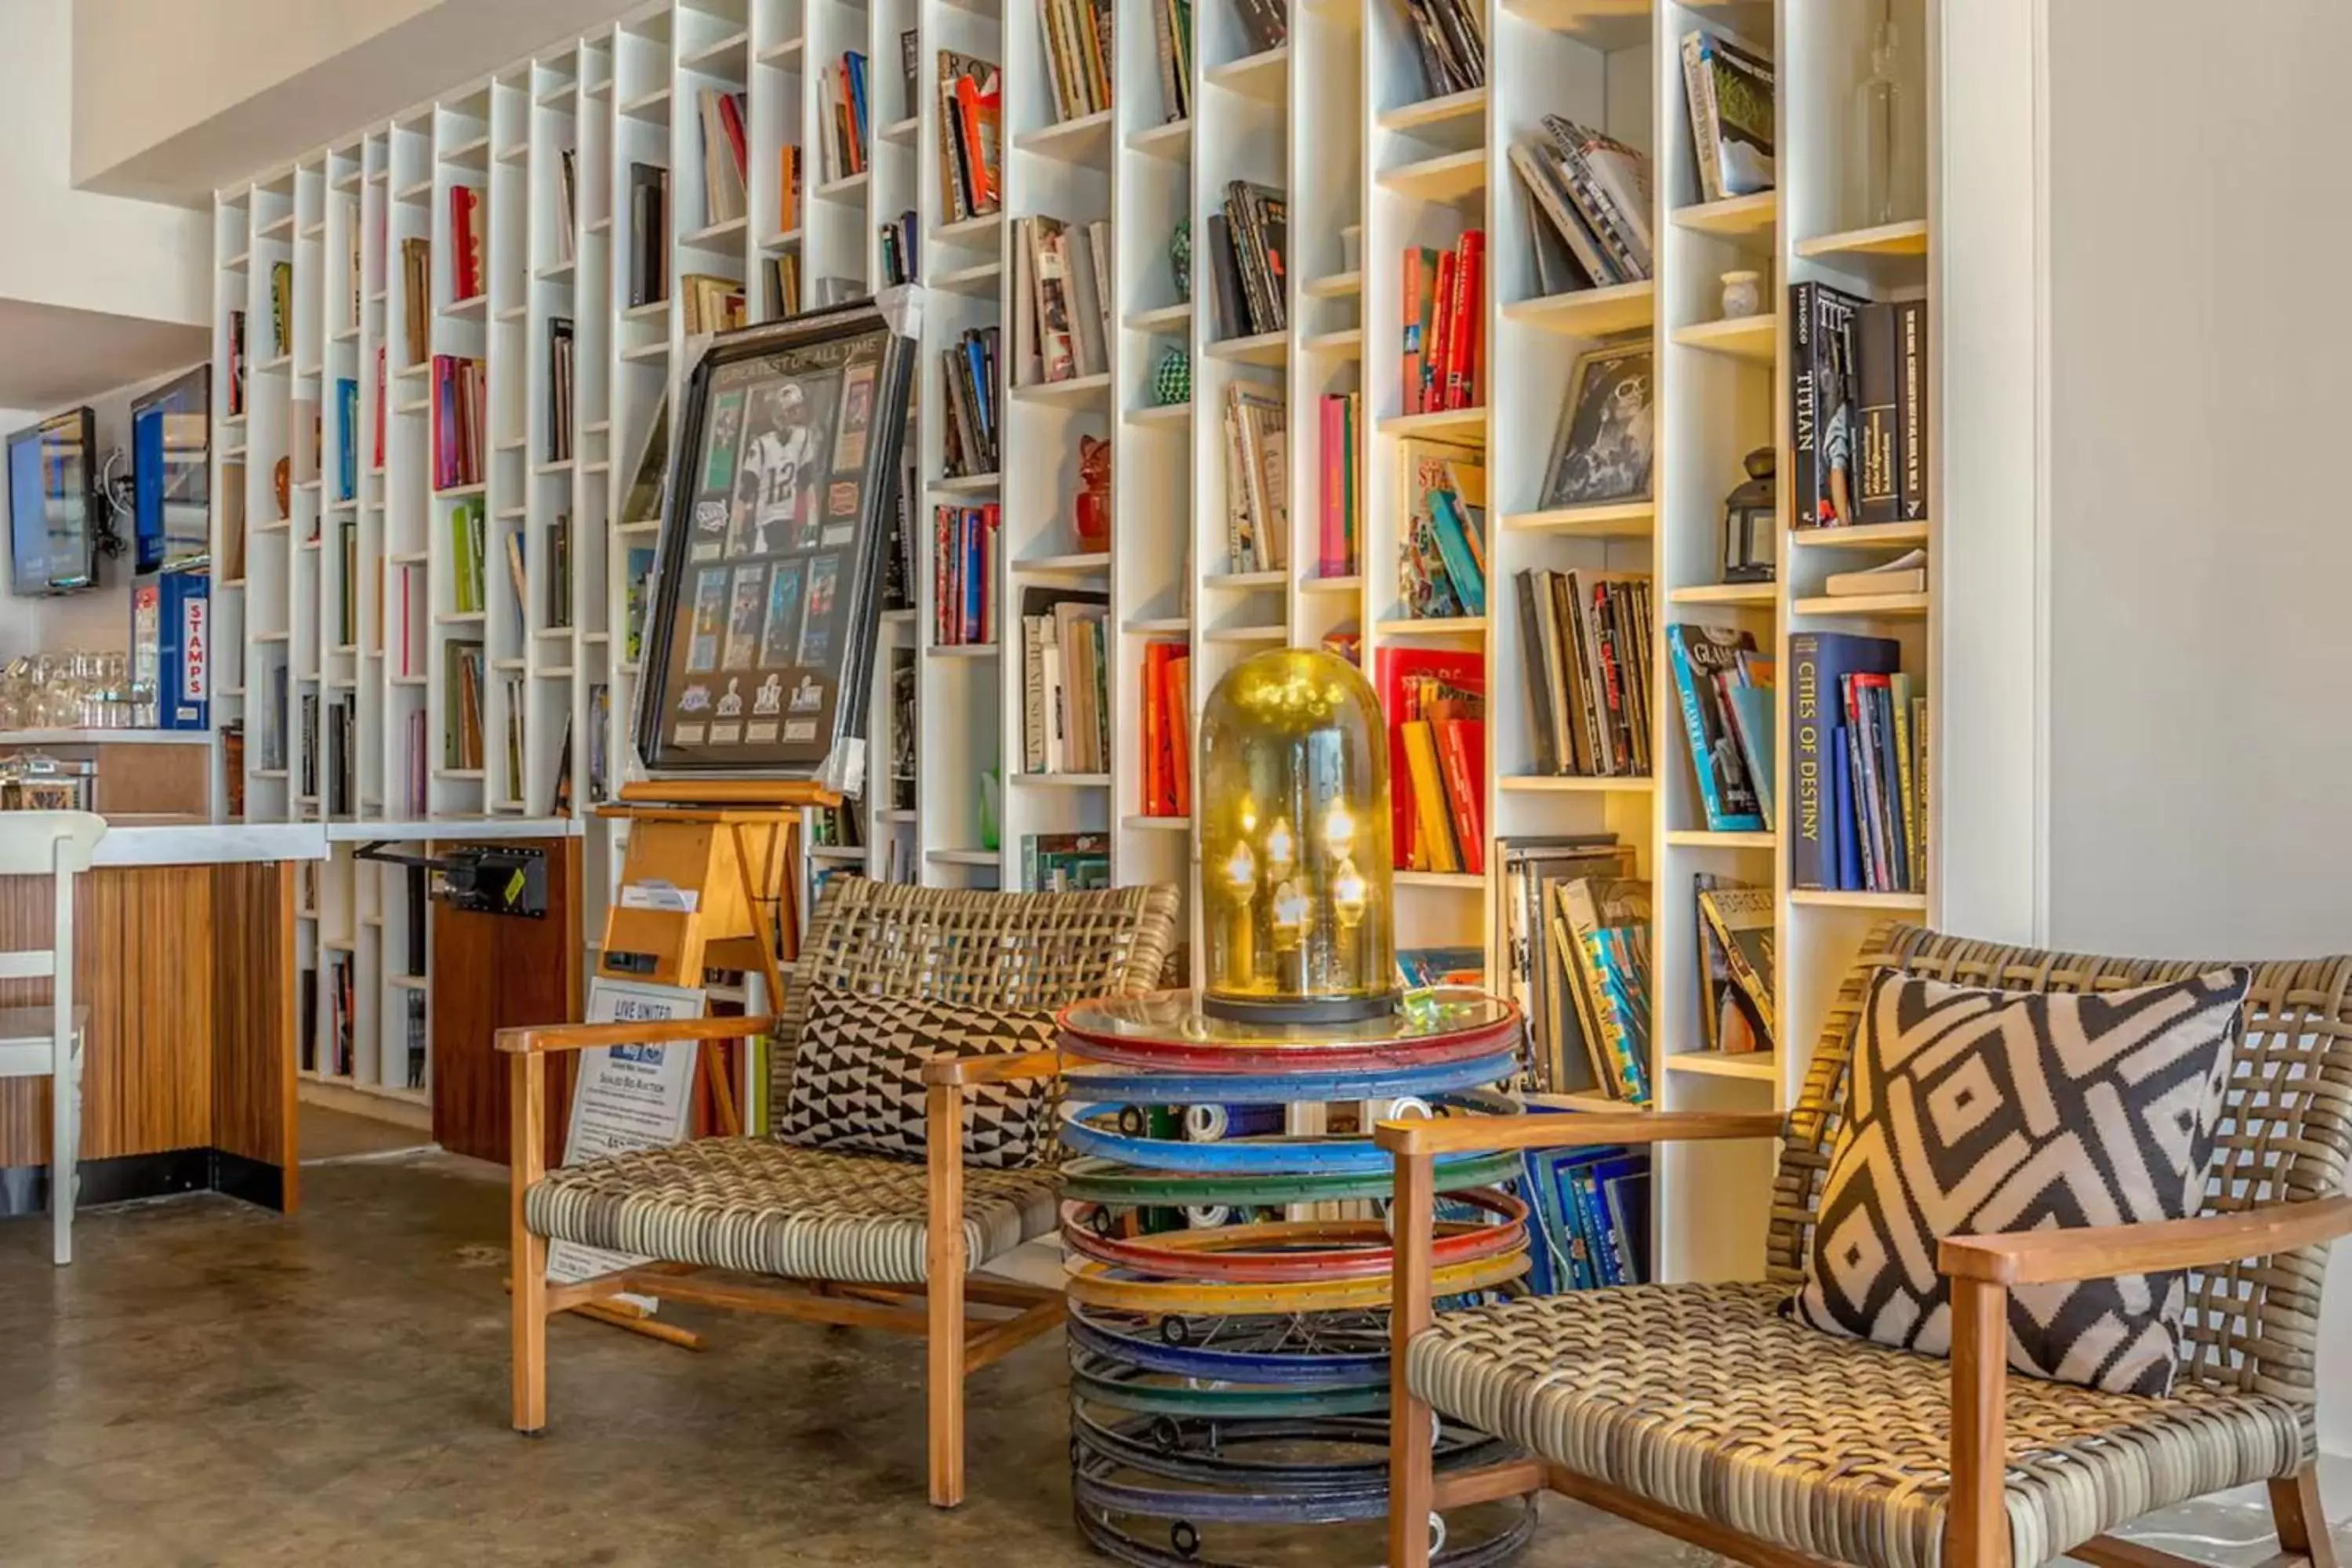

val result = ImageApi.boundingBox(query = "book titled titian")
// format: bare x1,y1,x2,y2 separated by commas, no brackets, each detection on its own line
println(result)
1789,280,1867,528
1788,630,1900,888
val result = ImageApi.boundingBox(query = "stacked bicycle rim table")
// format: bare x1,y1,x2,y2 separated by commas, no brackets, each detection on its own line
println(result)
1056,989,1537,1567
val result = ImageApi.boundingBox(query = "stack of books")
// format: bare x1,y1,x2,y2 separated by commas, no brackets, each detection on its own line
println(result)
937,51,1001,221
1792,284,1929,529
544,515,572,630
1667,624,1772,832
776,145,802,237
1397,0,1486,95
1021,832,1109,891
1138,641,1191,818
1038,1,1113,123
1019,587,1109,775
1682,25,1775,204
932,503,999,646
336,519,358,645
768,250,801,318
1402,231,1485,413
1516,569,1653,779
1148,0,1192,123
503,673,525,804
432,354,486,490
1397,440,1483,619
557,150,578,261
627,162,669,307
879,209,917,285
940,325,1000,477
1510,118,1653,293
1378,647,1485,876
445,638,486,770
1495,836,1639,1095
1220,384,1286,574
1012,216,1112,384
824,52,869,182
448,499,488,614
680,273,746,334
698,87,750,225
1207,182,1286,341
1316,392,1361,578
1789,631,1925,894
449,184,486,302
227,310,248,416
1519,1140,1652,1290
270,261,293,355
546,318,573,460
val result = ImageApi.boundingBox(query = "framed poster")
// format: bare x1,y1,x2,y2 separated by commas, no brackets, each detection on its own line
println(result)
635,299,916,779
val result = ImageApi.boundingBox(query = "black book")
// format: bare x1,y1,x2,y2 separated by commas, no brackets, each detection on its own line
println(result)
299,969,317,1072
1895,299,1929,521
1252,187,1288,334
1236,0,1287,53
1515,570,1562,777
1854,302,1900,524
406,866,428,975
1206,212,1246,341
900,29,919,119
628,162,668,307
1789,280,1866,528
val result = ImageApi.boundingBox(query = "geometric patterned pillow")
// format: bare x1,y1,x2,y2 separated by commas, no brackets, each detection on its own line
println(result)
1788,964,2249,1396
776,986,1059,1171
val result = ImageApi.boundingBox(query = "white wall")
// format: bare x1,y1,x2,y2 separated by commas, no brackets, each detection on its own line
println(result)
2037,0,2352,1456
0,0,205,328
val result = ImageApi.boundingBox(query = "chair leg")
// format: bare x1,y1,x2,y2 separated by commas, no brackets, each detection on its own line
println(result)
2270,1467,2338,1568
1389,1149,1437,1568
50,1042,77,1267
510,1049,549,1436
926,1078,967,1508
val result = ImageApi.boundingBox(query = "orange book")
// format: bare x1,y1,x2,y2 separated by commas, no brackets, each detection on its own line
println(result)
1401,721,1460,873
1427,249,1457,416
779,145,800,232
1166,653,1192,818
1140,644,1168,815
1401,247,1437,416
1436,717,1485,876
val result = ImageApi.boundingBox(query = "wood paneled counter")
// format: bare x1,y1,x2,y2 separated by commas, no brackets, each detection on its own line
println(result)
0,818,325,1215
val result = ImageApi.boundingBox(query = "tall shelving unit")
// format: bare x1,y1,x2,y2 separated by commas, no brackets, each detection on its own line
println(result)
207,0,1944,1258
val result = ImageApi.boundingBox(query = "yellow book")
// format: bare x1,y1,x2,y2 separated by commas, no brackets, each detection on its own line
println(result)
1401,720,1461,873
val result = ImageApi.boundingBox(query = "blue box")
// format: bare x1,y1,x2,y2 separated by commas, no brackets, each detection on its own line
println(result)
131,569,212,731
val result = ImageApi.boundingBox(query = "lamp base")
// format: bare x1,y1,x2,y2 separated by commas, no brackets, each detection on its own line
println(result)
1199,989,1403,1026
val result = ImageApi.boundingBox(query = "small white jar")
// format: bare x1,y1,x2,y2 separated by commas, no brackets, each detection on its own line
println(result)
1719,269,1762,320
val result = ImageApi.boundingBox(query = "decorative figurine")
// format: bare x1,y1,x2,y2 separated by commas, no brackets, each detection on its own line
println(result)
1152,346,1190,407
1074,434,1111,550
1170,216,1191,302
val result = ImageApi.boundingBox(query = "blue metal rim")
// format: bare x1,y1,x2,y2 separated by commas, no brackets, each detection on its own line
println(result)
1063,1114,1489,1174
1066,1308,1391,1385
1064,1050,1522,1106
1058,1149,1525,1207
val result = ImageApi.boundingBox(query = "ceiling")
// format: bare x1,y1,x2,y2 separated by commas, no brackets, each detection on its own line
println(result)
0,298,207,410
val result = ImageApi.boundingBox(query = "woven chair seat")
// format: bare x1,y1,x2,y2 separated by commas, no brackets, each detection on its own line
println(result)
524,1137,1060,1287
1407,1281,2305,1568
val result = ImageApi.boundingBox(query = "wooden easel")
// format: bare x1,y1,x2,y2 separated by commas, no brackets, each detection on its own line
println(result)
528,776,838,1347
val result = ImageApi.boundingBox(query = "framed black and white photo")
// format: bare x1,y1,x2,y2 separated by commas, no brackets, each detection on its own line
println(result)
635,300,916,779
1540,339,1655,510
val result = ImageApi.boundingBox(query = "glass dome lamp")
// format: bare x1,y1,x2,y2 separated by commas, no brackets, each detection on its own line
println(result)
1198,648,1397,1024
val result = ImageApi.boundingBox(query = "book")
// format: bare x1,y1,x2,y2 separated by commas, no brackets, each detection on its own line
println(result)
1697,885,1775,1044
1399,440,1483,619
1040,0,1115,123
1316,392,1360,577
1896,299,1929,521
1397,0,1486,96
1019,586,1109,773
1825,549,1926,597
1554,875,1652,1102
1666,624,1763,831
1789,280,1867,528
1788,631,1901,888
1516,569,1652,779
1150,0,1192,123
1022,832,1110,891
1854,301,1901,524
1681,26,1774,203
937,51,1002,220
1377,646,1484,874
1216,182,1287,339
1220,384,1286,573
628,162,669,307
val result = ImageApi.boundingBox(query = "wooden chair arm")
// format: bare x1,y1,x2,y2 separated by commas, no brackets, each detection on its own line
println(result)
1375,1108,1782,1157
496,1015,779,1055
920,1048,1061,1087
1940,1195,2352,1287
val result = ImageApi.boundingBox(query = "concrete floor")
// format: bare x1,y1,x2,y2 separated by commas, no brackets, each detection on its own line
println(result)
0,1152,2343,1567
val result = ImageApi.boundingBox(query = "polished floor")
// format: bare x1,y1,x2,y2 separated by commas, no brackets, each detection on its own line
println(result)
0,1151,2344,1567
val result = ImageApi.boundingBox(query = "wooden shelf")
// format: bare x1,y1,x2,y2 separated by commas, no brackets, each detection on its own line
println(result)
1303,270,1361,301
1375,616,1486,637
1378,407,1486,441
1504,501,1653,538
1127,118,1191,162
1497,774,1653,793
1012,371,1112,406
1789,888,1929,911
1504,281,1655,338
1668,582,1776,607
1665,829,1776,849
1797,219,1929,262
1396,871,1485,890
1206,46,1288,103
1207,330,1289,366
1672,313,1777,365
1378,148,1486,204
1790,521,1930,550
1379,87,1486,133
1664,1051,1777,1083
1016,107,1113,163
1124,301,1193,333
1791,592,1930,619
1672,191,1777,246
1305,327,1363,358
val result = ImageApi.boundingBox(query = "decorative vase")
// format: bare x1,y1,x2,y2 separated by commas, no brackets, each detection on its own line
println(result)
1152,347,1191,407
1719,269,1762,320
1170,217,1191,303
1074,435,1111,550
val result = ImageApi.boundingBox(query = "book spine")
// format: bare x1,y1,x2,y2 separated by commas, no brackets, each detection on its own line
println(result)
1789,631,1828,886
1896,298,1929,521
1680,30,1721,205
1515,572,1561,778
1436,717,1484,877
1790,281,1818,528
1891,672,1918,891
1856,302,1901,524
1668,633,1729,831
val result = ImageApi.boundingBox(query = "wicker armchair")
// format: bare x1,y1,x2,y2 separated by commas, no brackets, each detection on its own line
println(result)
503,878,1178,1508
1383,924,2352,1568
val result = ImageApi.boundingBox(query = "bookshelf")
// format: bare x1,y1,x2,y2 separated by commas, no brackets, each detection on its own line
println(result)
205,0,1944,1284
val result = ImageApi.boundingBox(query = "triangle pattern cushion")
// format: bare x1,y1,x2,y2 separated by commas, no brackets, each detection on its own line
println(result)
775,985,1059,1170
1789,964,2249,1396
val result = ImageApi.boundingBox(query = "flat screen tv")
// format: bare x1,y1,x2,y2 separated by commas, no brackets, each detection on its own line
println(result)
7,407,99,595
132,366,211,574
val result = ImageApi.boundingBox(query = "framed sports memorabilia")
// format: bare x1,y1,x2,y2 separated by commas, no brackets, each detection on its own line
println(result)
634,298,916,780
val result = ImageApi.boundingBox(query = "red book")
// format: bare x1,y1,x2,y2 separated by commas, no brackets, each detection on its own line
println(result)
372,345,386,468
1426,249,1456,414
1436,717,1486,876
1374,646,1483,869
1166,654,1192,818
1317,395,1345,576
1449,230,1485,411
719,92,750,180
1139,643,1171,815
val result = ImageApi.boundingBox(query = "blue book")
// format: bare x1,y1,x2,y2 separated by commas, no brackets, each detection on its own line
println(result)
1517,1151,1559,1295
1832,724,1861,891
1726,681,1775,823
1871,683,1910,890
1600,1162,1652,1283
1666,624,1763,832
1788,631,1901,887
847,52,869,142
1573,1155,1644,1286
336,378,358,499
1548,1149,1623,1290
1426,488,1486,617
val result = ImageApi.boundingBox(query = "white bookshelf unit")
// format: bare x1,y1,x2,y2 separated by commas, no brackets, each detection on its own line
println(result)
207,0,1944,1287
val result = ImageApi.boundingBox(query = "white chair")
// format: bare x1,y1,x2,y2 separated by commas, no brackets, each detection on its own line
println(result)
0,811,107,1265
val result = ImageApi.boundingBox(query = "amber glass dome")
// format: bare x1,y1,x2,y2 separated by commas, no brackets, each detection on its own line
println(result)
1197,648,1397,1023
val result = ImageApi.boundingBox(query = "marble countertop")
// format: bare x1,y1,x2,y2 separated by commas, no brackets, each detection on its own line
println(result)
90,817,330,867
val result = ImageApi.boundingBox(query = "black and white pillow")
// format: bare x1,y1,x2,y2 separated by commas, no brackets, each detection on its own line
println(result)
1790,965,2249,1396
777,987,1059,1170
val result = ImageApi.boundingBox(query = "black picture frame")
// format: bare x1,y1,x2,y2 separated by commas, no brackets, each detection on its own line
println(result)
633,299,916,779
1539,339,1655,510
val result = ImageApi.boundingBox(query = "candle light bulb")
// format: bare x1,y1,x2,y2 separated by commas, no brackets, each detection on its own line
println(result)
1270,878,1309,950
1263,816,1296,878
1322,802,1356,857
1222,837,1257,900
1332,857,1367,930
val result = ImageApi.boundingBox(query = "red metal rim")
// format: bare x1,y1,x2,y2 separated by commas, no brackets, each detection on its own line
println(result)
1058,1187,1528,1283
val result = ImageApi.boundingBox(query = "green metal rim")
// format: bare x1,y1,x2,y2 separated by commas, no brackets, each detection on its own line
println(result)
1070,1363,1392,1419
1058,1149,1523,1207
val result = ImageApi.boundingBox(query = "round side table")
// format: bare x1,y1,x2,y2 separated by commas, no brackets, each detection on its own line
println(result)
1057,988,1538,1567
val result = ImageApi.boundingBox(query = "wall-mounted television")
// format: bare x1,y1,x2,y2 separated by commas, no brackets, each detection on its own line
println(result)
132,366,211,575
6,407,99,596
